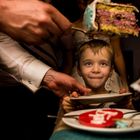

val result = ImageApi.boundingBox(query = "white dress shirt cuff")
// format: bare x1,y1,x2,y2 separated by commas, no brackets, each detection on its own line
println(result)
21,60,51,92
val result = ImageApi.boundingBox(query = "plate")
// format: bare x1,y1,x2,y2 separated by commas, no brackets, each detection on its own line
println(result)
70,92,132,105
62,108,140,133
130,79,140,92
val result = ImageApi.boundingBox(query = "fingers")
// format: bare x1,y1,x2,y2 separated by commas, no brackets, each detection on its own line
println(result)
44,4,72,36
63,96,71,105
39,4,72,45
119,88,128,94
70,91,79,97
50,5,72,32
73,82,91,96
40,15,62,38
62,96,74,112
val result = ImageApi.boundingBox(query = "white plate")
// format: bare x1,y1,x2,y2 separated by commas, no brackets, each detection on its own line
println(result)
62,108,140,134
130,79,140,92
70,92,132,105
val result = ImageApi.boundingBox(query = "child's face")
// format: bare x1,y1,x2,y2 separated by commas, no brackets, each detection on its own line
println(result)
78,46,112,90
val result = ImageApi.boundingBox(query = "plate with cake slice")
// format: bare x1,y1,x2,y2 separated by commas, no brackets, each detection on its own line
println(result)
62,108,140,133
83,1,139,36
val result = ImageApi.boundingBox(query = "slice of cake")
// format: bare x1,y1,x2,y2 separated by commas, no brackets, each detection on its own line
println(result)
83,1,139,36
79,109,123,128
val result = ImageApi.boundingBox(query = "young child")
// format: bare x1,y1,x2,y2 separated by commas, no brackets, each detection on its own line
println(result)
53,38,134,133
63,38,134,112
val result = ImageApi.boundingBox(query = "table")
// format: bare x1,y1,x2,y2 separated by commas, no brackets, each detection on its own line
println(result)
49,128,140,140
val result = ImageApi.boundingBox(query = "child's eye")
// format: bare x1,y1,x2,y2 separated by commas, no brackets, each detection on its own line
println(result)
100,63,109,67
84,62,92,66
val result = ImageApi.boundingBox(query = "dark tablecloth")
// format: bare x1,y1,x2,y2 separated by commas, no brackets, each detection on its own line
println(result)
49,129,140,140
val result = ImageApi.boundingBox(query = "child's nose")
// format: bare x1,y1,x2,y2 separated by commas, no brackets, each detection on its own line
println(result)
92,64,100,72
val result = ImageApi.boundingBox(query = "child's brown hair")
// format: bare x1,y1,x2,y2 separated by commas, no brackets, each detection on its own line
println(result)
76,39,114,68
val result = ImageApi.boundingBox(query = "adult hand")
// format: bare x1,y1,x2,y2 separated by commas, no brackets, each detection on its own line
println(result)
42,69,91,97
0,0,72,45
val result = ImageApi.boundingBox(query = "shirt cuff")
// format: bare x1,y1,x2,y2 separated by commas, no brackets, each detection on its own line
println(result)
21,60,51,92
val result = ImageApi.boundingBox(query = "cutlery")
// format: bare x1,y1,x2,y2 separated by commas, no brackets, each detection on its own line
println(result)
63,114,79,119
63,111,140,119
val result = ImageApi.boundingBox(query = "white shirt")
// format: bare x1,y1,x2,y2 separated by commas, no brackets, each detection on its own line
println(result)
0,32,51,92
